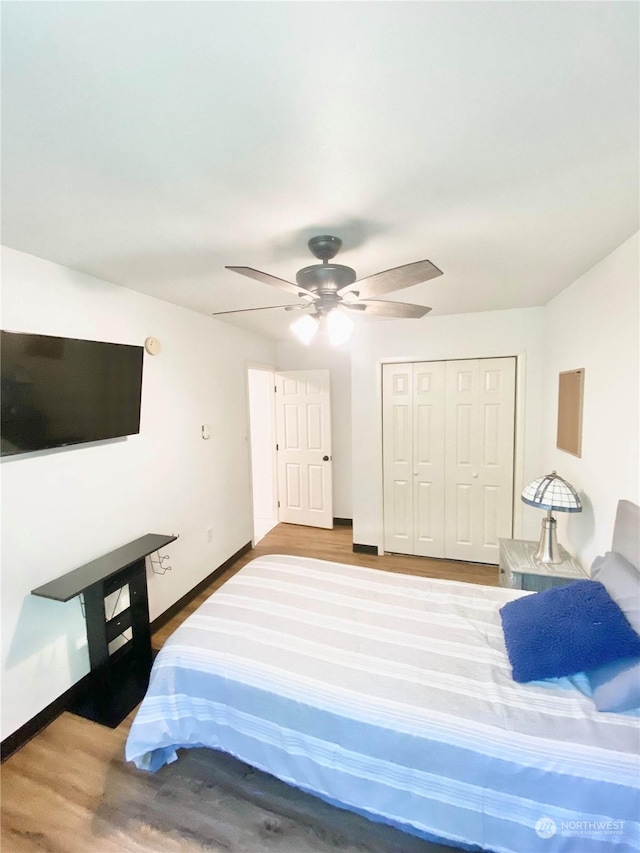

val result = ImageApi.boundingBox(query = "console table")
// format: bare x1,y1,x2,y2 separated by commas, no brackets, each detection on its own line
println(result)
32,533,177,728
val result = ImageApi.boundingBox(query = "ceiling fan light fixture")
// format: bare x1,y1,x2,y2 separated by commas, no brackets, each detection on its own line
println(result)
291,313,319,345
326,309,354,345
223,235,443,338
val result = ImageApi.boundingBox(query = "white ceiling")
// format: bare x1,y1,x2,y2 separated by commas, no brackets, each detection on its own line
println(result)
2,2,638,341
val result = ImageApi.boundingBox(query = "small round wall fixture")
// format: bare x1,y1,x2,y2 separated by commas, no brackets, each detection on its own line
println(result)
144,336,161,356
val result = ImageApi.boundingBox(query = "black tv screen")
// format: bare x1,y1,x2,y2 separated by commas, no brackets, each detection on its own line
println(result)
1,331,144,457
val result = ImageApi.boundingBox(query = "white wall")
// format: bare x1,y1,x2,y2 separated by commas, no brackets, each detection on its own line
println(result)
277,340,352,519
247,367,278,543
540,232,639,568
350,308,545,550
0,247,276,739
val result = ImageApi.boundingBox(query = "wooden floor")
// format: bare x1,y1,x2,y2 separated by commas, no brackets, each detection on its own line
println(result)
1,523,498,853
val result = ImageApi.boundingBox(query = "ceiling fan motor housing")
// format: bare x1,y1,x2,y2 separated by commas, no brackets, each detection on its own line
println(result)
296,263,357,293
218,232,440,321
295,236,357,295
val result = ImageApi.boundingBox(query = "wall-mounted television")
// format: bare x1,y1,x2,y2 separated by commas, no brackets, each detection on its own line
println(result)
1,330,144,458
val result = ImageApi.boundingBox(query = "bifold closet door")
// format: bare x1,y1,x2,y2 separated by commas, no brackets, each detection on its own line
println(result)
382,362,446,557
383,358,515,563
444,358,516,563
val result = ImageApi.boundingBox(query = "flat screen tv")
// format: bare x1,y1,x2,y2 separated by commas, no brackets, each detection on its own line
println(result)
1,330,144,458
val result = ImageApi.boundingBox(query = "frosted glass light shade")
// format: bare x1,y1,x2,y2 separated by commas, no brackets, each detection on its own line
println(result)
290,314,318,345
326,310,354,345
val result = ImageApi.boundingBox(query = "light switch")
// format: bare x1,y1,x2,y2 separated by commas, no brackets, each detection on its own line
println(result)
202,425,211,440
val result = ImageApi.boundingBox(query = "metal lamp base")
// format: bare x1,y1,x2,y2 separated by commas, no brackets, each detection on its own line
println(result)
535,515,562,563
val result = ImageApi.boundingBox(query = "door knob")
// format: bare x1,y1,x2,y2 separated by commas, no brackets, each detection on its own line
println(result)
322,455,330,461
472,473,478,479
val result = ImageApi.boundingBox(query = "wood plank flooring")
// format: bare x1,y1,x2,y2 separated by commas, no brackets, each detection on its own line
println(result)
1,523,498,853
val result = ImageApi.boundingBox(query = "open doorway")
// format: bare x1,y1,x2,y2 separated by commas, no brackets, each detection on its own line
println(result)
248,366,335,542
247,367,278,545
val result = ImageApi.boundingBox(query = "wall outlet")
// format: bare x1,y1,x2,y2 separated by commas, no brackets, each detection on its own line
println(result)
207,527,214,544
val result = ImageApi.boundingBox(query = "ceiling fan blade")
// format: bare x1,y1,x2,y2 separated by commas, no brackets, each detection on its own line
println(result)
346,299,432,319
338,259,443,298
225,266,314,298
212,303,305,316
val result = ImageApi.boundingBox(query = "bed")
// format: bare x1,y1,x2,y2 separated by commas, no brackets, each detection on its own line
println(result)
126,502,640,853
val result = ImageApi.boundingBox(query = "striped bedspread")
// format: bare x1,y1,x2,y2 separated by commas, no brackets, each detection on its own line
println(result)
126,554,640,853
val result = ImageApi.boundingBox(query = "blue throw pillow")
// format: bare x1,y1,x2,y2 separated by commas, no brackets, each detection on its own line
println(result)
499,580,640,684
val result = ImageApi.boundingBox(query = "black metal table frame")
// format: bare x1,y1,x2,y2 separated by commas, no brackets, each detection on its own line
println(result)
32,533,177,728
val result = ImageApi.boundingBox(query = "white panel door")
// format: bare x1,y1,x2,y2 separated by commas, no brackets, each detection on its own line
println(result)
382,357,515,563
382,362,446,556
382,363,414,554
413,362,446,557
444,358,516,562
275,369,333,529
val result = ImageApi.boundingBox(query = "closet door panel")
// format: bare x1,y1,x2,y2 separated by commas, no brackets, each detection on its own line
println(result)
383,357,515,564
413,362,446,557
475,358,516,557
383,364,414,555
445,360,479,560
390,478,412,545
445,358,515,562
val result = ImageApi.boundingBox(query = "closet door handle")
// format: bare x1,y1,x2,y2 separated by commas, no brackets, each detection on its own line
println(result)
322,455,330,461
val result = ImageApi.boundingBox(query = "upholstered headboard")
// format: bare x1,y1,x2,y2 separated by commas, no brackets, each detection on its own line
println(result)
612,500,640,572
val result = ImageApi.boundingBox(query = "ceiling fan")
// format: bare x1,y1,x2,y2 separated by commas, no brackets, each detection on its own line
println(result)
214,235,443,344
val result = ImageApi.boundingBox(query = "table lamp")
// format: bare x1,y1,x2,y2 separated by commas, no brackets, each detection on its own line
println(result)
521,471,582,563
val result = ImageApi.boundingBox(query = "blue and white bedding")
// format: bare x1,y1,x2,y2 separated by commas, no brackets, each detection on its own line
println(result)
126,554,640,853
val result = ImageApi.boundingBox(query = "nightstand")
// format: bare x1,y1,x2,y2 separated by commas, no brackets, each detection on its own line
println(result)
499,538,589,591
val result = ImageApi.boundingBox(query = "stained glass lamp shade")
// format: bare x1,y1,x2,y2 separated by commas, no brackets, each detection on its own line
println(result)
521,471,582,563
